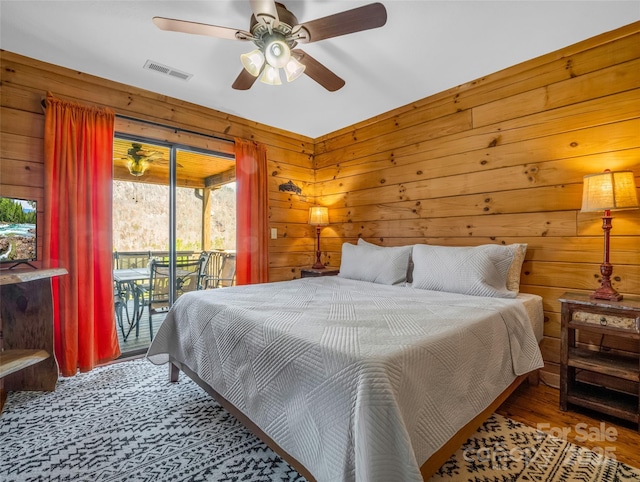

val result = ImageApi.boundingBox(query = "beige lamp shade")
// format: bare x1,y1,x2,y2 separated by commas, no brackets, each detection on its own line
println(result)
240,49,265,77
260,64,282,85
284,57,306,82
308,206,329,226
581,170,639,212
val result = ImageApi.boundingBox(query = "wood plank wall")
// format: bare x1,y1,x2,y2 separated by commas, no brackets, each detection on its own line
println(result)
1,21,639,386
0,50,316,280
313,22,640,386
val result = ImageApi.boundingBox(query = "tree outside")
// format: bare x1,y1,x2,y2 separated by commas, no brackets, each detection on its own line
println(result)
112,181,236,253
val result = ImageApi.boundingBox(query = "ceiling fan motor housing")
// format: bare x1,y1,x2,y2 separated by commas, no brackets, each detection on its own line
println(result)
250,3,298,34
250,3,300,50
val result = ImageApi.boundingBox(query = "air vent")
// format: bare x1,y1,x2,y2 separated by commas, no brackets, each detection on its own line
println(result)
143,60,193,81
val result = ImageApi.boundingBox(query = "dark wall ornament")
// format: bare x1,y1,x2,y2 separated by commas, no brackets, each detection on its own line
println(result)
278,180,302,195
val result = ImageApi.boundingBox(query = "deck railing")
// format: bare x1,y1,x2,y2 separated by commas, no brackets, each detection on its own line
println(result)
113,249,234,283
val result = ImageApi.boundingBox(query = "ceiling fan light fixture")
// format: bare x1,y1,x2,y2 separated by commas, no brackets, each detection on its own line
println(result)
260,64,282,85
264,37,291,68
127,158,149,177
153,2,387,92
240,49,265,77
284,57,305,82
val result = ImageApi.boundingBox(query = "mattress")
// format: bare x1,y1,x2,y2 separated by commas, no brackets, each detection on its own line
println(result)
147,277,544,482
517,292,544,343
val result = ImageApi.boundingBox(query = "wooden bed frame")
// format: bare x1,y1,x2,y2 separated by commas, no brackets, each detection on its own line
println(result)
169,360,537,481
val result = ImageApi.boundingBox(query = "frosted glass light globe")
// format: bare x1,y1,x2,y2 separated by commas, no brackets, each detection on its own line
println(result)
264,39,290,68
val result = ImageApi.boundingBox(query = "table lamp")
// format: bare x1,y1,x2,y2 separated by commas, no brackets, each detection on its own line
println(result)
308,206,329,269
581,169,639,301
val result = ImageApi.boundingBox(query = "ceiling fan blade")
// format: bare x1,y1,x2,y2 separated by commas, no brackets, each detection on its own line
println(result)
250,0,279,29
143,152,165,161
232,68,260,90
293,50,345,92
296,3,387,43
151,159,183,168
153,17,251,41
133,148,162,159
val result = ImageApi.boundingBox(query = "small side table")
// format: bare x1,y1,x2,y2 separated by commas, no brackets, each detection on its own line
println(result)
301,268,339,278
559,292,640,431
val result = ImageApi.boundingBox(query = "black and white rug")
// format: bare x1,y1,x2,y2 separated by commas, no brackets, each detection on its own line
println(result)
431,415,640,482
1,358,638,481
1,358,304,482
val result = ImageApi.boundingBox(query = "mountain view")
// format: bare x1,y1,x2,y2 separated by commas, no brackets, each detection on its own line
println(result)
112,181,236,254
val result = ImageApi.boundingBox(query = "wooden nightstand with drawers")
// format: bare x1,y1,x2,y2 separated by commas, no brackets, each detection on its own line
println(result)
559,292,640,431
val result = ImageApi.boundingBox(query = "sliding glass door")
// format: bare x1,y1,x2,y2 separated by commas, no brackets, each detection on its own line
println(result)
113,136,236,356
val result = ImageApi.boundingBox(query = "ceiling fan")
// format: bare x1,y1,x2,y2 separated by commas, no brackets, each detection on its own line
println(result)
117,143,168,177
152,1,387,91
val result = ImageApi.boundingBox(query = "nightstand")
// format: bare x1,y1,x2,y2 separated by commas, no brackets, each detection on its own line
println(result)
559,292,640,431
301,268,339,278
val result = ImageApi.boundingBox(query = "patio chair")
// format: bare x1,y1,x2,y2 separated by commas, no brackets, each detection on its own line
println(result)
114,283,130,340
201,252,236,289
196,251,211,290
145,256,206,340
115,250,151,269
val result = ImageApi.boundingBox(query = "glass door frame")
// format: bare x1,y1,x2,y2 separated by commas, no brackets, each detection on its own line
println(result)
114,132,234,306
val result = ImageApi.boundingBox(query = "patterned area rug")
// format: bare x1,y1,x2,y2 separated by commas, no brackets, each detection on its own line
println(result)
1,358,638,481
431,415,640,482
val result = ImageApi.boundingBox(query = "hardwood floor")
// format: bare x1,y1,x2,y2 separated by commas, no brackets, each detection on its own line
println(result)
115,300,167,357
497,380,640,469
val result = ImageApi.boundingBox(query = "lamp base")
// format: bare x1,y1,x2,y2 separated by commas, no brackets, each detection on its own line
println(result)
591,286,623,301
590,215,623,301
591,262,623,301
312,225,325,269
312,252,325,270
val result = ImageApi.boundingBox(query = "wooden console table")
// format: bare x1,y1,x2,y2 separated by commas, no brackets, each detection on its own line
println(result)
0,268,67,410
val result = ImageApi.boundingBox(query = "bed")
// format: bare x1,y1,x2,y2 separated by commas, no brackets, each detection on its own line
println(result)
147,242,545,482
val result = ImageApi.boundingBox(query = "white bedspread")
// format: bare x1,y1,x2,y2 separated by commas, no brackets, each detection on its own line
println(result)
147,277,544,482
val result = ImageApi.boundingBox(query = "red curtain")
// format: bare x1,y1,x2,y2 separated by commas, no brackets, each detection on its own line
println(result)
235,138,269,285
43,94,120,377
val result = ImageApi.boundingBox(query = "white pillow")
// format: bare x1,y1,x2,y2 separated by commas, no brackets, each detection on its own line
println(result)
357,238,379,248
357,238,414,283
411,244,516,298
338,242,412,285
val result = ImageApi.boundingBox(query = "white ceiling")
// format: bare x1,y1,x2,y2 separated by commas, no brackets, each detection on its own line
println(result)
1,1,638,139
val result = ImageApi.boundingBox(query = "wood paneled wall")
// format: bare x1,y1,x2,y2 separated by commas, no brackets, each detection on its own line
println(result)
313,22,640,386
0,50,316,280
1,21,639,385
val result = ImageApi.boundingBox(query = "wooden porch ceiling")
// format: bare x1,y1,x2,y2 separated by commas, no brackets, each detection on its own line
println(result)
113,138,236,189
